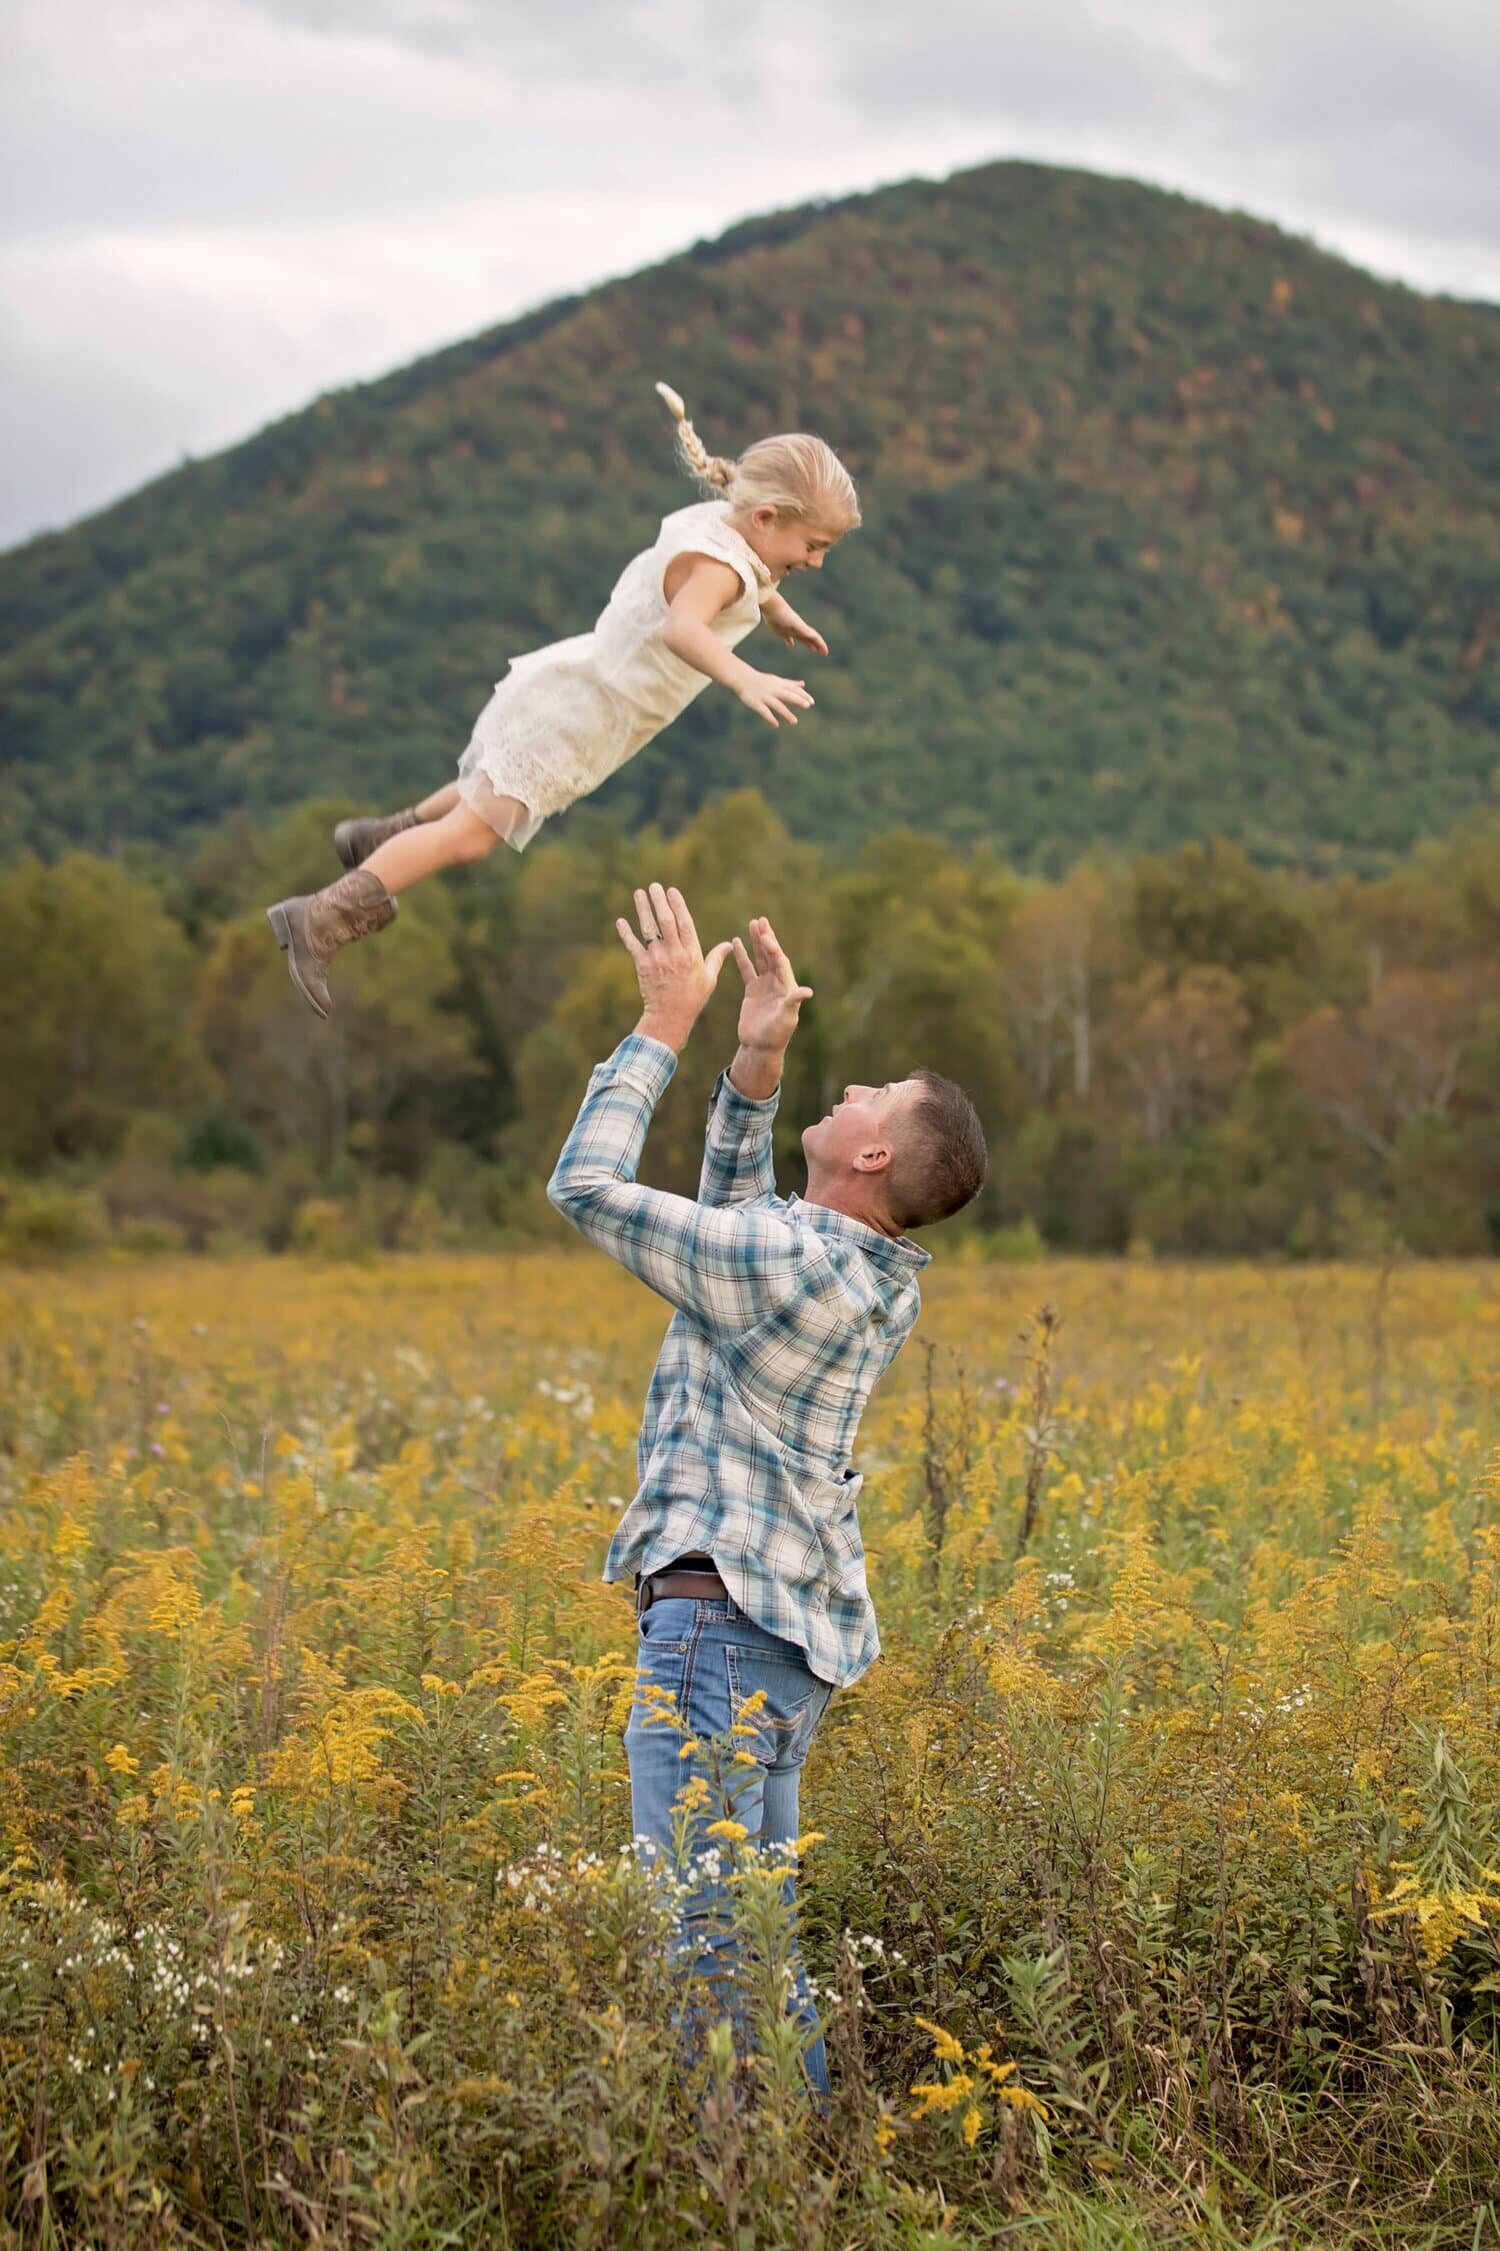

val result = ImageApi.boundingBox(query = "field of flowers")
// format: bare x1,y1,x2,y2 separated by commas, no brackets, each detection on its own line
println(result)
2,1251,1499,2250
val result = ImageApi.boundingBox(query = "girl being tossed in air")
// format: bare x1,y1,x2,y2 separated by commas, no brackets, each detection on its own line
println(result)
267,385,859,1017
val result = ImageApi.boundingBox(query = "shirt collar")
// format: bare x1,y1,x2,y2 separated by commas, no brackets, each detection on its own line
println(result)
787,1193,931,1275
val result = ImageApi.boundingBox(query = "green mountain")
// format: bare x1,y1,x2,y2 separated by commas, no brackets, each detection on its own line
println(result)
3,161,1498,873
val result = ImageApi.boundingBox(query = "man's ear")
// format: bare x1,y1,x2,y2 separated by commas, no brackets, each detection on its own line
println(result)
851,1140,893,1177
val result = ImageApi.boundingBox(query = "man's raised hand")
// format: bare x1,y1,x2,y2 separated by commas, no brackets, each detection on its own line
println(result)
733,916,814,1057
617,882,732,1055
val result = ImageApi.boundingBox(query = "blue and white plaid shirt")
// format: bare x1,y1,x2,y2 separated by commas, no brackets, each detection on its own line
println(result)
547,1033,930,1686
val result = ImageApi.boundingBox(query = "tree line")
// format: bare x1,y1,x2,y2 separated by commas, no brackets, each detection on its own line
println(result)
2,788,1497,1260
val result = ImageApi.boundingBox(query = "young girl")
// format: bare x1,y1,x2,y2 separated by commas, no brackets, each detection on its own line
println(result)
267,385,860,1017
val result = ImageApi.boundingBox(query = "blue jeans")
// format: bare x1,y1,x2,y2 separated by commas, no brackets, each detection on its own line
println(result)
625,1592,835,2097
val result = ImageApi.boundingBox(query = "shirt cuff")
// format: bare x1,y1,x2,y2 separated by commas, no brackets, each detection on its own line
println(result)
607,1031,679,1100
713,1066,781,1115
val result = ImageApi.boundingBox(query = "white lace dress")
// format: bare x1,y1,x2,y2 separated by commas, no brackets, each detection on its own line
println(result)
457,501,773,849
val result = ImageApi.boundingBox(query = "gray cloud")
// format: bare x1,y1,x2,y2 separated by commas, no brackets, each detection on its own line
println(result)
245,0,747,76
822,0,1500,251
0,2,656,242
835,2,1214,135
1207,0,1500,242
3,0,1499,550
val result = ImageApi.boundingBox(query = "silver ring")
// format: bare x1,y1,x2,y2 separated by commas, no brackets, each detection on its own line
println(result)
643,933,661,944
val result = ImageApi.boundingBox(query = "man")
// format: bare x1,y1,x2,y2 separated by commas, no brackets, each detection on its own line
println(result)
547,881,987,2094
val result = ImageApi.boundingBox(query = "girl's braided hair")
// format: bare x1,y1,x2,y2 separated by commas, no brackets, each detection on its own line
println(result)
655,383,860,529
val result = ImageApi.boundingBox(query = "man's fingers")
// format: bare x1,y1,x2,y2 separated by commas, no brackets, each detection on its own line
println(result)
648,881,678,943
633,886,659,941
703,940,733,985
666,886,696,949
616,917,647,962
732,934,755,983
757,918,803,992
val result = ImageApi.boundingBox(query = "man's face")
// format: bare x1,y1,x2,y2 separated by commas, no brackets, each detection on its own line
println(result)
802,1078,922,1178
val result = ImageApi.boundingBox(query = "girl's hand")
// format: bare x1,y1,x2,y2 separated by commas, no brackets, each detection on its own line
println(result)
736,671,815,729
771,612,830,658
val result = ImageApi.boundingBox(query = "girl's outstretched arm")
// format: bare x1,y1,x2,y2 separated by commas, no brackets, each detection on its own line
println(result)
662,556,815,730
760,589,829,658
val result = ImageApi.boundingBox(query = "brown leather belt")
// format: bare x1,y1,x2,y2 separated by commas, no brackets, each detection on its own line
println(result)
636,1557,727,1612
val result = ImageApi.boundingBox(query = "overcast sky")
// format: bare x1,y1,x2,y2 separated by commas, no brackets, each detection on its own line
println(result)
3,0,1499,553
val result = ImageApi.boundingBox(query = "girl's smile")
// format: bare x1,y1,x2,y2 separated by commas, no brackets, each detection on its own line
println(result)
734,505,843,581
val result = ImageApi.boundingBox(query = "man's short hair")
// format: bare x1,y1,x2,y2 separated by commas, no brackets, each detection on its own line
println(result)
887,1071,988,1232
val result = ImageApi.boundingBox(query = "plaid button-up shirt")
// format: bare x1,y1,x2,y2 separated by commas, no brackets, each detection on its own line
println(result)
547,1033,929,1687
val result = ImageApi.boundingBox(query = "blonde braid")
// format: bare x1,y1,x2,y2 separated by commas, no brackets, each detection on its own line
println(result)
655,381,735,493
654,381,861,529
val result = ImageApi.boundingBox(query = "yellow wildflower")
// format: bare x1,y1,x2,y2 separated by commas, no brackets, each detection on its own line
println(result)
910,2071,974,2116
915,2016,965,2065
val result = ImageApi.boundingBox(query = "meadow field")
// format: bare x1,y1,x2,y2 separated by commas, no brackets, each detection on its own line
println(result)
2,1251,1499,2249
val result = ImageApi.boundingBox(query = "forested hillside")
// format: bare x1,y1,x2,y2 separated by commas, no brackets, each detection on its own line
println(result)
3,162,1498,872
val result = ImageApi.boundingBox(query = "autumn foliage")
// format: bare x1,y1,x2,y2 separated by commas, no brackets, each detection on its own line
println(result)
4,788,1499,1264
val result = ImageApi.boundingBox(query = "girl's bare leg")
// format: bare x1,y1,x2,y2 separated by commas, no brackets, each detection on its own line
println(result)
333,783,464,872
363,796,527,895
414,781,462,821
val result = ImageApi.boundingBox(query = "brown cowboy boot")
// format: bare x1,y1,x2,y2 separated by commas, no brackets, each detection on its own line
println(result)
333,806,421,870
266,867,398,1020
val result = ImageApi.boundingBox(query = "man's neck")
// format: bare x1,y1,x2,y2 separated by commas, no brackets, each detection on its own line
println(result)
800,1172,903,1239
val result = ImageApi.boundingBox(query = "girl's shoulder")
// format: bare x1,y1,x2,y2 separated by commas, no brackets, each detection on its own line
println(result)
654,498,733,546
654,501,771,596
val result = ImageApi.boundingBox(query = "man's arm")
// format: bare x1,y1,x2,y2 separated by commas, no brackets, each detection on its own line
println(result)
548,1036,809,1329
697,916,812,1208
698,1072,779,1208
548,885,811,1328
